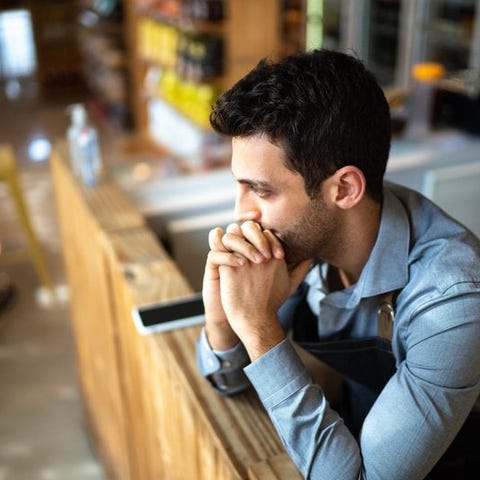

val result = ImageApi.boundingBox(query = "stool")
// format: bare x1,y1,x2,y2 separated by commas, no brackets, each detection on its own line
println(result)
0,144,53,292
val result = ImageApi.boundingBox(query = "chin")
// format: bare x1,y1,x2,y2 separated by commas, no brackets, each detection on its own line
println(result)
283,249,303,266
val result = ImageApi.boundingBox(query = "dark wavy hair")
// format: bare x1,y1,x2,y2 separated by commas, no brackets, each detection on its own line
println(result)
210,49,391,203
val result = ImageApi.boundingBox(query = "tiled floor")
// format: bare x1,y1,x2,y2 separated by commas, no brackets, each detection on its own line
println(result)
0,79,119,480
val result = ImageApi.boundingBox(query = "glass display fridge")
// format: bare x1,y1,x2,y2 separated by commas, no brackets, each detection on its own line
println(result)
306,0,480,88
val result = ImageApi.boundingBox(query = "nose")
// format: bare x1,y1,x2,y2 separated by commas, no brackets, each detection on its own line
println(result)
234,188,261,223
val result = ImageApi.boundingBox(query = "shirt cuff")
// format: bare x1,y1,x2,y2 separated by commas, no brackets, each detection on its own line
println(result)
196,327,251,395
244,338,311,410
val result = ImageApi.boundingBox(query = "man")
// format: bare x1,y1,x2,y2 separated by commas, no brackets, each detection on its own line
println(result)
196,49,480,479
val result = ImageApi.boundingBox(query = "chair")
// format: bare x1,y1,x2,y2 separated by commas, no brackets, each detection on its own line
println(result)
0,143,53,293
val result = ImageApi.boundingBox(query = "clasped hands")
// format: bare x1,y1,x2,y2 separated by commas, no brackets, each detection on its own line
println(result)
203,220,311,360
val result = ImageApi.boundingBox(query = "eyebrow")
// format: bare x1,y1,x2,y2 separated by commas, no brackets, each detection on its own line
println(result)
236,178,272,190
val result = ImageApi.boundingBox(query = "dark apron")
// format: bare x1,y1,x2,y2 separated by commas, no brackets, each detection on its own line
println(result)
292,294,480,478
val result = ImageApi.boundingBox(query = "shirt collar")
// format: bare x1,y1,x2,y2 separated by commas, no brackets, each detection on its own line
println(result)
344,186,410,308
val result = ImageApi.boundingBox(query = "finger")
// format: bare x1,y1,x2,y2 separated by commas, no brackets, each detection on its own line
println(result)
240,221,272,259
263,229,284,259
206,250,245,269
226,223,241,234
225,221,272,261
208,227,227,251
222,231,265,263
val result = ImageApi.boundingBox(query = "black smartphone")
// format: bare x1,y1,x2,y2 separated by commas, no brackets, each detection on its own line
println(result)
131,293,205,335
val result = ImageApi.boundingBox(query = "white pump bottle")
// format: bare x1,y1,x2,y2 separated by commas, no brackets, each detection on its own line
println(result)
67,104,103,186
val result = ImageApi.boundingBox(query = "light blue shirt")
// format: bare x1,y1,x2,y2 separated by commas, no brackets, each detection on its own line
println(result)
196,183,480,479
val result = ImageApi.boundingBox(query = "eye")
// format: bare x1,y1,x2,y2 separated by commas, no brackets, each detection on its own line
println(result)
250,185,271,198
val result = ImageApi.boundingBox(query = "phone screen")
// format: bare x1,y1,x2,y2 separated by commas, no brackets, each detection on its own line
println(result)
132,293,205,335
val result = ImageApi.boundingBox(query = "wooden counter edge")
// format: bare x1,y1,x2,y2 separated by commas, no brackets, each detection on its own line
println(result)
248,453,303,480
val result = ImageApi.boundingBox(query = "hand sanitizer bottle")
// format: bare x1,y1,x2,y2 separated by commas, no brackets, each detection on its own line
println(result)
67,104,103,186
67,103,86,177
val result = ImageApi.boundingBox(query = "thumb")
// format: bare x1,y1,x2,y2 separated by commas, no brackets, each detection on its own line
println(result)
289,259,313,294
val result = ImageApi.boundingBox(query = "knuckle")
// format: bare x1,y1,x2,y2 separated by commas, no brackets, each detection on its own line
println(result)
226,222,239,233
241,220,259,230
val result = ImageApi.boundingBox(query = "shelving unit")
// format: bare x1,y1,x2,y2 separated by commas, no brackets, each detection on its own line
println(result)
30,0,84,90
76,0,131,126
367,0,402,86
123,0,282,169
418,0,480,71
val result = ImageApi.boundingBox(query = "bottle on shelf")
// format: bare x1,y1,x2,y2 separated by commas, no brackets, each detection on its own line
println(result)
67,103,104,186
404,62,445,141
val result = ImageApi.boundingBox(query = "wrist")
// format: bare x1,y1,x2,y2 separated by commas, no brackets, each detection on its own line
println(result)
236,315,286,361
205,319,239,351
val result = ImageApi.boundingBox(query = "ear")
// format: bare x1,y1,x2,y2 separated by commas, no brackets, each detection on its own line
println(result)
328,166,366,210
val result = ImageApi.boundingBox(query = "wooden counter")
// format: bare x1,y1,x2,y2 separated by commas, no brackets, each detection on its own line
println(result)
51,144,338,479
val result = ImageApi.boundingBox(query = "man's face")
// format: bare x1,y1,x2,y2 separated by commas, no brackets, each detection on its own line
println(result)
232,135,339,265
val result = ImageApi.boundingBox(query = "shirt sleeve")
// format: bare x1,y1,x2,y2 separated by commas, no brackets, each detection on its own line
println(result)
244,293,480,480
245,338,362,479
196,327,251,395
360,292,480,479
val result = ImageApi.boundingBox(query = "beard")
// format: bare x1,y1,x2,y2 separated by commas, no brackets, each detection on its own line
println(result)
272,195,339,266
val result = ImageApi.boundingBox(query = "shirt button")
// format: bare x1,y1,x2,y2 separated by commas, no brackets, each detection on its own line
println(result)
222,361,231,368
207,358,215,367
